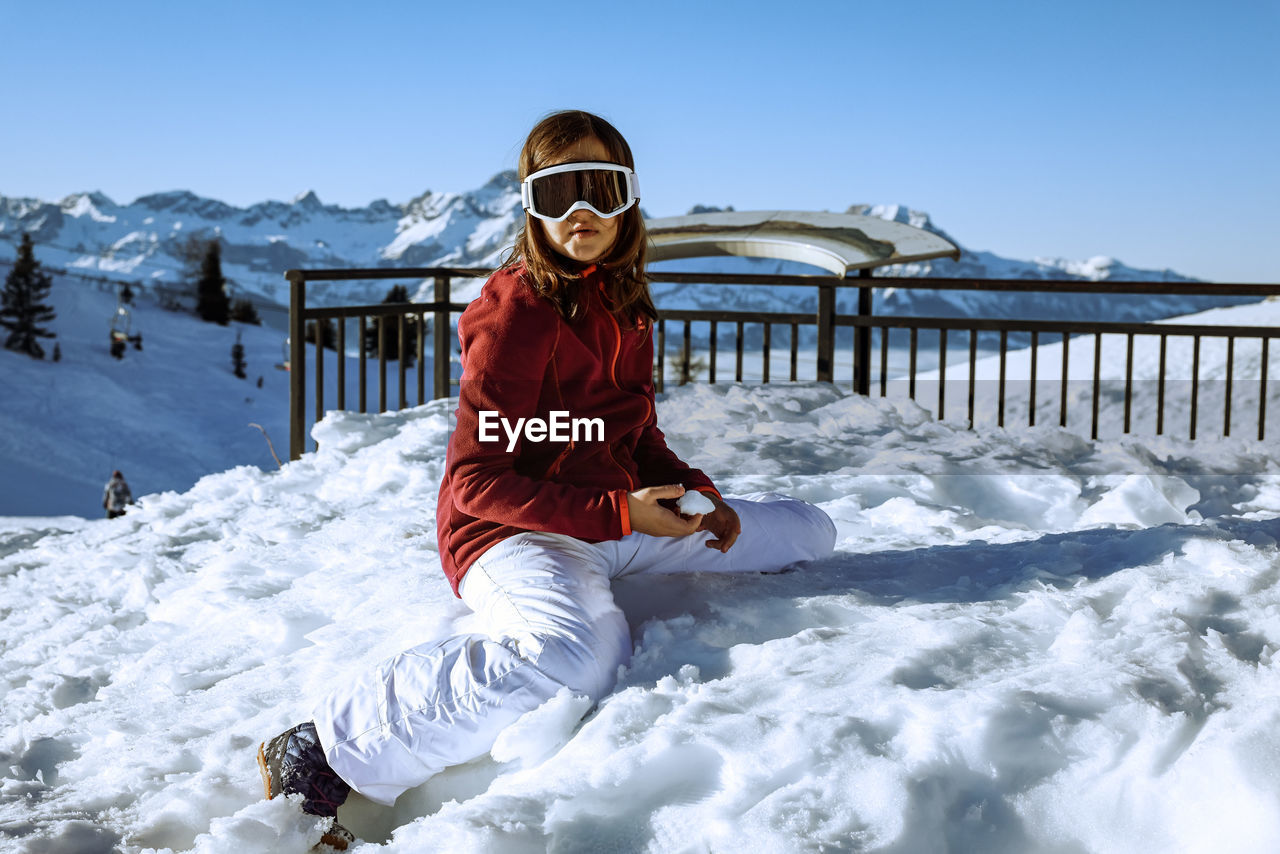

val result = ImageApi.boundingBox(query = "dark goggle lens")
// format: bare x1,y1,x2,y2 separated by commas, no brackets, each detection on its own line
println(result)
531,169,628,218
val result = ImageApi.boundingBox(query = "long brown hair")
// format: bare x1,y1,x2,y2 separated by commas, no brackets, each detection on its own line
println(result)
502,110,656,325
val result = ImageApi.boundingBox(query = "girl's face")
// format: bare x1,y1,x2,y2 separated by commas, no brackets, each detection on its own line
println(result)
538,135,621,265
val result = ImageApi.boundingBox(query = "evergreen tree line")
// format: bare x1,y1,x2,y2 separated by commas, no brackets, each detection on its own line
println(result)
2,233,418,379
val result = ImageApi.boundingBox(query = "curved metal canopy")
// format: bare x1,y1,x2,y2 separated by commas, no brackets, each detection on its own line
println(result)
645,210,959,277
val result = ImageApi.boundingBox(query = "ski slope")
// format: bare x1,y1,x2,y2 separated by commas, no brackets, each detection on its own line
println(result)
0,272,296,517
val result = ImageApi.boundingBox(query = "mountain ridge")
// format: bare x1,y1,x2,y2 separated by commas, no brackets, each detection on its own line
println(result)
0,178,1235,323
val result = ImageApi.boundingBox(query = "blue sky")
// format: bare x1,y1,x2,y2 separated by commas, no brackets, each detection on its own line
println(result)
2,0,1276,282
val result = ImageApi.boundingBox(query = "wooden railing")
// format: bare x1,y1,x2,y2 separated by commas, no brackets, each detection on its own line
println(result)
286,267,1280,460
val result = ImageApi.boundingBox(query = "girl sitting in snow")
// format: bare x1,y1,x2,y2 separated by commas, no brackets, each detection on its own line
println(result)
257,109,836,847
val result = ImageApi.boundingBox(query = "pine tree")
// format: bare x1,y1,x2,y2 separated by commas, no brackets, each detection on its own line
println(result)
232,331,247,378
671,349,706,386
230,298,262,325
195,239,230,324
304,318,339,350
1,234,58,358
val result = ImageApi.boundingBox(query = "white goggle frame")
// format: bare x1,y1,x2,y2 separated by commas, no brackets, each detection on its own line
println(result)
520,161,640,223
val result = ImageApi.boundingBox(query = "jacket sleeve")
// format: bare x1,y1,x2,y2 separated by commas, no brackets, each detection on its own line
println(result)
631,413,720,498
447,281,629,540
628,336,720,497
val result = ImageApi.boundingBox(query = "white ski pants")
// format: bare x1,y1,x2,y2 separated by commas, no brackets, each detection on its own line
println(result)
312,492,836,805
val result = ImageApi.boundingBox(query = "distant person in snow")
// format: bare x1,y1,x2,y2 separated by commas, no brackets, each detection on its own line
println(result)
102,470,133,519
255,111,837,849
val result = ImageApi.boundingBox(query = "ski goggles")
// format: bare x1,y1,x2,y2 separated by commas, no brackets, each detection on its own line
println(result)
520,161,640,222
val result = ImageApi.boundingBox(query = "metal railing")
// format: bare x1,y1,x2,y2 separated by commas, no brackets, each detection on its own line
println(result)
286,267,1280,460
286,267,485,460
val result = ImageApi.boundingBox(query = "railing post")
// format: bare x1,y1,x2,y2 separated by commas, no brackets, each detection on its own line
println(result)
358,315,368,413
377,316,387,413
657,319,666,393
336,318,346,411
817,281,835,384
397,312,408,409
854,268,874,395
287,270,306,461
417,310,426,405
315,312,325,431
708,320,718,383
1260,336,1270,441
434,275,451,400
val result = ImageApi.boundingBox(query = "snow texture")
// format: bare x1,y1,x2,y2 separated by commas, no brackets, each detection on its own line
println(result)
3,376,1279,852
3,218,1279,851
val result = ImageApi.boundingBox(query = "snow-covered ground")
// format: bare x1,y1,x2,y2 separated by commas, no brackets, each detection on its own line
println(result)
0,273,443,518
0,277,294,517
4,375,1279,852
5,254,1280,851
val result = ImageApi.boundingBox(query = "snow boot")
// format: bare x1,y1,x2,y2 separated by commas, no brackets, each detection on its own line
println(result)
258,721,354,850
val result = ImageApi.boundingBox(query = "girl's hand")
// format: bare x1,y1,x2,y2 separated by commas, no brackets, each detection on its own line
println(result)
626,485,703,539
697,494,741,553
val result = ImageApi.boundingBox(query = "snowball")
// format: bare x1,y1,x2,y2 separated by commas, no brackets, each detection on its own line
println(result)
677,490,716,515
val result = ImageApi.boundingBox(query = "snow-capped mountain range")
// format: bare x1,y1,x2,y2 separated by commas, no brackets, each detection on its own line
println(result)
0,176,1247,325
0,173,524,309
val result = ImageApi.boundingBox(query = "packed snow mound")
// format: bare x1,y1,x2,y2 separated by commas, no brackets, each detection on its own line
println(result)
3,384,1280,852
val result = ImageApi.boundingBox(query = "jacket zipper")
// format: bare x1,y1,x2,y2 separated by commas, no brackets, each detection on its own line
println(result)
597,277,636,491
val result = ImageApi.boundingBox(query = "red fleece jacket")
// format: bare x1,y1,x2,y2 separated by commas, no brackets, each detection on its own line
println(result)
436,263,719,595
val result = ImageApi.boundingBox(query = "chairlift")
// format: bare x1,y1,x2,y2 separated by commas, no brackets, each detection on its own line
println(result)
276,336,291,371
109,289,144,358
